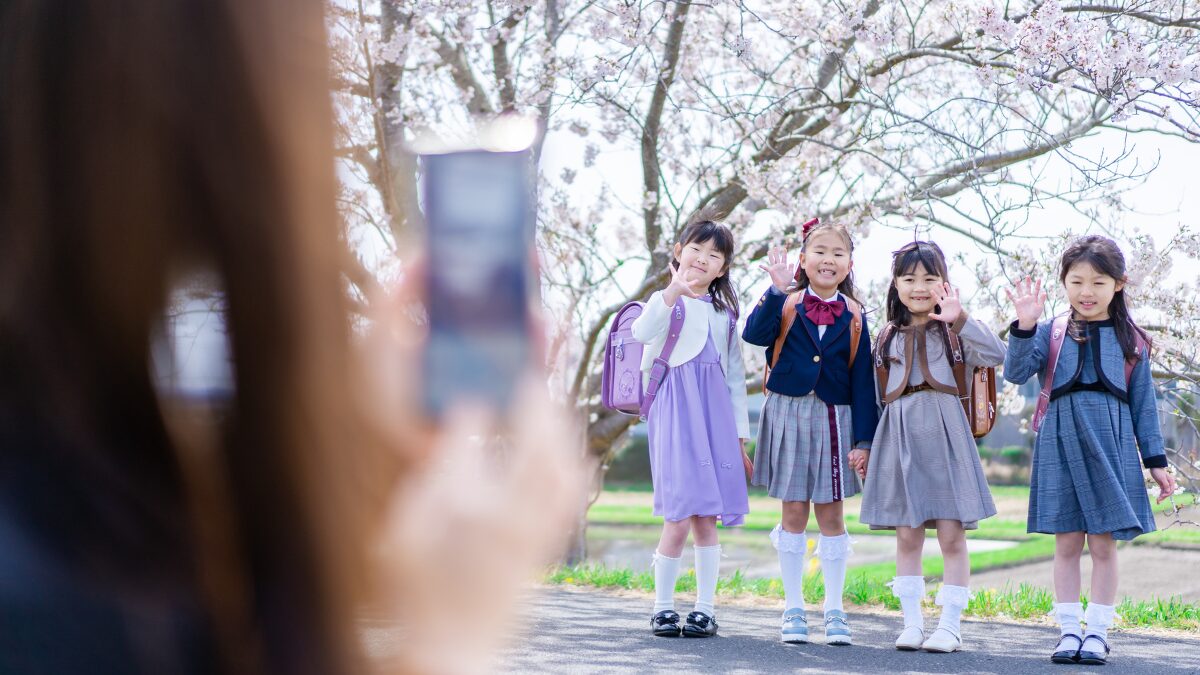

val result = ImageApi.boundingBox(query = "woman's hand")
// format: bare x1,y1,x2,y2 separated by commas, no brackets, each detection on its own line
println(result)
1005,276,1047,331
1149,467,1177,503
662,262,700,306
849,448,869,479
929,282,962,325
758,245,795,293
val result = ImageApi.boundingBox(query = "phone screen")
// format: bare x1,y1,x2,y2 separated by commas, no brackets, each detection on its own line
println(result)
420,149,534,416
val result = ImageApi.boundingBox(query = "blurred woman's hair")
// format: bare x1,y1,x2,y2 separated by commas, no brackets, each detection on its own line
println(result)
1,1,388,672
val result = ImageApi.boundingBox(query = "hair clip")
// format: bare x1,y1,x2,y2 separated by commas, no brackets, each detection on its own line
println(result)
801,217,819,238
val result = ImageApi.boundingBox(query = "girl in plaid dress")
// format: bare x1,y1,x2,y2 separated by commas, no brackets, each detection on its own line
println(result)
859,241,1005,654
1004,235,1177,666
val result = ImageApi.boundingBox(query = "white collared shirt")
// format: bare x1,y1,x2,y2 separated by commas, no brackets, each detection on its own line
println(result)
804,287,844,339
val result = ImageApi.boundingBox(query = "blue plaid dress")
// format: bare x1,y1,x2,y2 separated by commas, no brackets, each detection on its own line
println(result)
1004,319,1164,541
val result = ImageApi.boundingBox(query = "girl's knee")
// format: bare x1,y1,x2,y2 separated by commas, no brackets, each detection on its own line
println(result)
1086,534,1117,561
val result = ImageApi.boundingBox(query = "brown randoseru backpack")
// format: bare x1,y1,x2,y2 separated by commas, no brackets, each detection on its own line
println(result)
874,322,996,438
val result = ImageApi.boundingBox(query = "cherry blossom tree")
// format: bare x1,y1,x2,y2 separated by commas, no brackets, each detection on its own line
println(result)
326,1,1200,553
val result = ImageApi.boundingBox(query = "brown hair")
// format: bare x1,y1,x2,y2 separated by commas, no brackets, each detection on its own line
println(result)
1,1,383,672
792,221,861,304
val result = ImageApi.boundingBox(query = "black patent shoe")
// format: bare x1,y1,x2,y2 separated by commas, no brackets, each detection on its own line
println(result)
682,611,718,638
1077,635,1110,666
651,610,682,637
1050,633,1082,664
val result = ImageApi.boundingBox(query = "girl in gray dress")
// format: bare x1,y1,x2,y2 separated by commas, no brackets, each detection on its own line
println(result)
859,241,1006,655
1004,235,1176,666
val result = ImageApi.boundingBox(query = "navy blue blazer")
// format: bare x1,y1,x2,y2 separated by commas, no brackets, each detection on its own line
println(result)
742,287,878,447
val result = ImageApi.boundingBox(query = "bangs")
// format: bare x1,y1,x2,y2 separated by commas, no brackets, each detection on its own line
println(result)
894,245,945,278
682,221,735,258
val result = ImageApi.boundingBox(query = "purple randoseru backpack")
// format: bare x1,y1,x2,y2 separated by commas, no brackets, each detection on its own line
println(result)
601,299,685,418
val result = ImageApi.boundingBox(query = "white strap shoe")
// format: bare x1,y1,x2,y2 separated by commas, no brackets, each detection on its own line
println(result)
921,626,961,653
895,626,924,651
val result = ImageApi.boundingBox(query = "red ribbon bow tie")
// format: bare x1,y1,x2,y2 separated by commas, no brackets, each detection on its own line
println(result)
802,294,845,326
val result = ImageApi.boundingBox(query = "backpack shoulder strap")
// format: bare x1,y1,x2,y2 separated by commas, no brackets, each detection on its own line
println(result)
1031,314,1070,432
640,298,687,418
770,291,804,369
845,298,863,368
1125,326,1149,385
873,322,895,405
941,323,969,399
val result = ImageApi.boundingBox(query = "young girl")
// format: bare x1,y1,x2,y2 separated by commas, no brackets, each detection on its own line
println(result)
743,220,877,645
630,219,751,639
1004,235,1176,666
858,241,1005,654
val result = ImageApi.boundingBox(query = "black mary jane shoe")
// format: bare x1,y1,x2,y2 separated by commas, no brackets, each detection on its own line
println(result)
651,610,682,637
1050,633,1082,664
1077,635,1110,666
681,611,718,638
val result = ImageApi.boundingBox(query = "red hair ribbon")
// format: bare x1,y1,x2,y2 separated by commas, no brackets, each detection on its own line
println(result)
801,217,819,238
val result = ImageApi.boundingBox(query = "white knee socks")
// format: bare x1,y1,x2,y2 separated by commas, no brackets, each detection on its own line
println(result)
652,551,681,614
935,584,970,635
771,525,807,611
1083,602,1115,649
890,576,926,630
1054,601,1084,637
818,533,853,613
693,544,721,616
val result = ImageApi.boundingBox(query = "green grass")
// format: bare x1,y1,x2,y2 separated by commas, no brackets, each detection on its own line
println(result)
545,564,1200,631
587,503,1033,541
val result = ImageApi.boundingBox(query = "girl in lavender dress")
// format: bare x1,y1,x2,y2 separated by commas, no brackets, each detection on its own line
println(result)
631,219,751,639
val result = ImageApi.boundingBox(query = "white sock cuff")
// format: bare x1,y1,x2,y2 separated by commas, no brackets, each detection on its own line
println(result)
816,533,853,560
1053,601,1084,622
652,551,682,565
694,544,721,562
935,584,971,608
1084,603,1116,629
888,575,926,598
769,524,807,554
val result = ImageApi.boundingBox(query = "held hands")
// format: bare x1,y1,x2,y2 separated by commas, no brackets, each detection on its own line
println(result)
758,245,795,293
663,261,701,306
928,282,963,325
1005,276,1047,330
848,448,869,479
1149,467,1177,503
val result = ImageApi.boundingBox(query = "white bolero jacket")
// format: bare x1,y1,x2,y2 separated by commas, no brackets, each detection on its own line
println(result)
630,291,750,438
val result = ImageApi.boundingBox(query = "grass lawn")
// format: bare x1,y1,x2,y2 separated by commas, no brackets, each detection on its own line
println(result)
593,485,1200,545
565,486,1200,629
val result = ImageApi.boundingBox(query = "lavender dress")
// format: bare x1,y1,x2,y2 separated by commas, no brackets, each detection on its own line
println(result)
646,329,749,526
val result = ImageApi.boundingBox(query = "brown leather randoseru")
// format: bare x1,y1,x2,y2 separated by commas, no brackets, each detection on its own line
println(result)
764,291,862,394
940,326,997,438
874,322,996,438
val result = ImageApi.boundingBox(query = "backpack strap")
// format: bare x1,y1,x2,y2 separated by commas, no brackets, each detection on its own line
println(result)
873,322,895,405
1125,328,1149,384
1031,314,1070,433
940,323,971,421
845,298,862,368
640,298,687,418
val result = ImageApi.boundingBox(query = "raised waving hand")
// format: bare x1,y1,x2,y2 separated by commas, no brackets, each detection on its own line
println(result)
929,282,962,324
758,245,795,293
1005,277,1047,330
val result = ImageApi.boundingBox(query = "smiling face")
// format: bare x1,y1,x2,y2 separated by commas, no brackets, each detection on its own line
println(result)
894,261,944,320
799,230,852,297
673,237,727,292
1064,261,1124,321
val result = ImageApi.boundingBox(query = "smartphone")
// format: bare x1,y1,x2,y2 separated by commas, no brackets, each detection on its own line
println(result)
419,143,536,417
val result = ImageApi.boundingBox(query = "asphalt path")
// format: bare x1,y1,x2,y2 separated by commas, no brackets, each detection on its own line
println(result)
493,586,1200,674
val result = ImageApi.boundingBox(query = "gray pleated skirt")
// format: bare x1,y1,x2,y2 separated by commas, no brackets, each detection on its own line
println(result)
859,389,996,530
751,392,860,503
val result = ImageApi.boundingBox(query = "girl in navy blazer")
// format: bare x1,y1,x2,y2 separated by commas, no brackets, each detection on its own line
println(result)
742,220,877,646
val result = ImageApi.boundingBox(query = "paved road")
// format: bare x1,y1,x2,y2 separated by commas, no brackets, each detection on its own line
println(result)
494,586,1200,674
